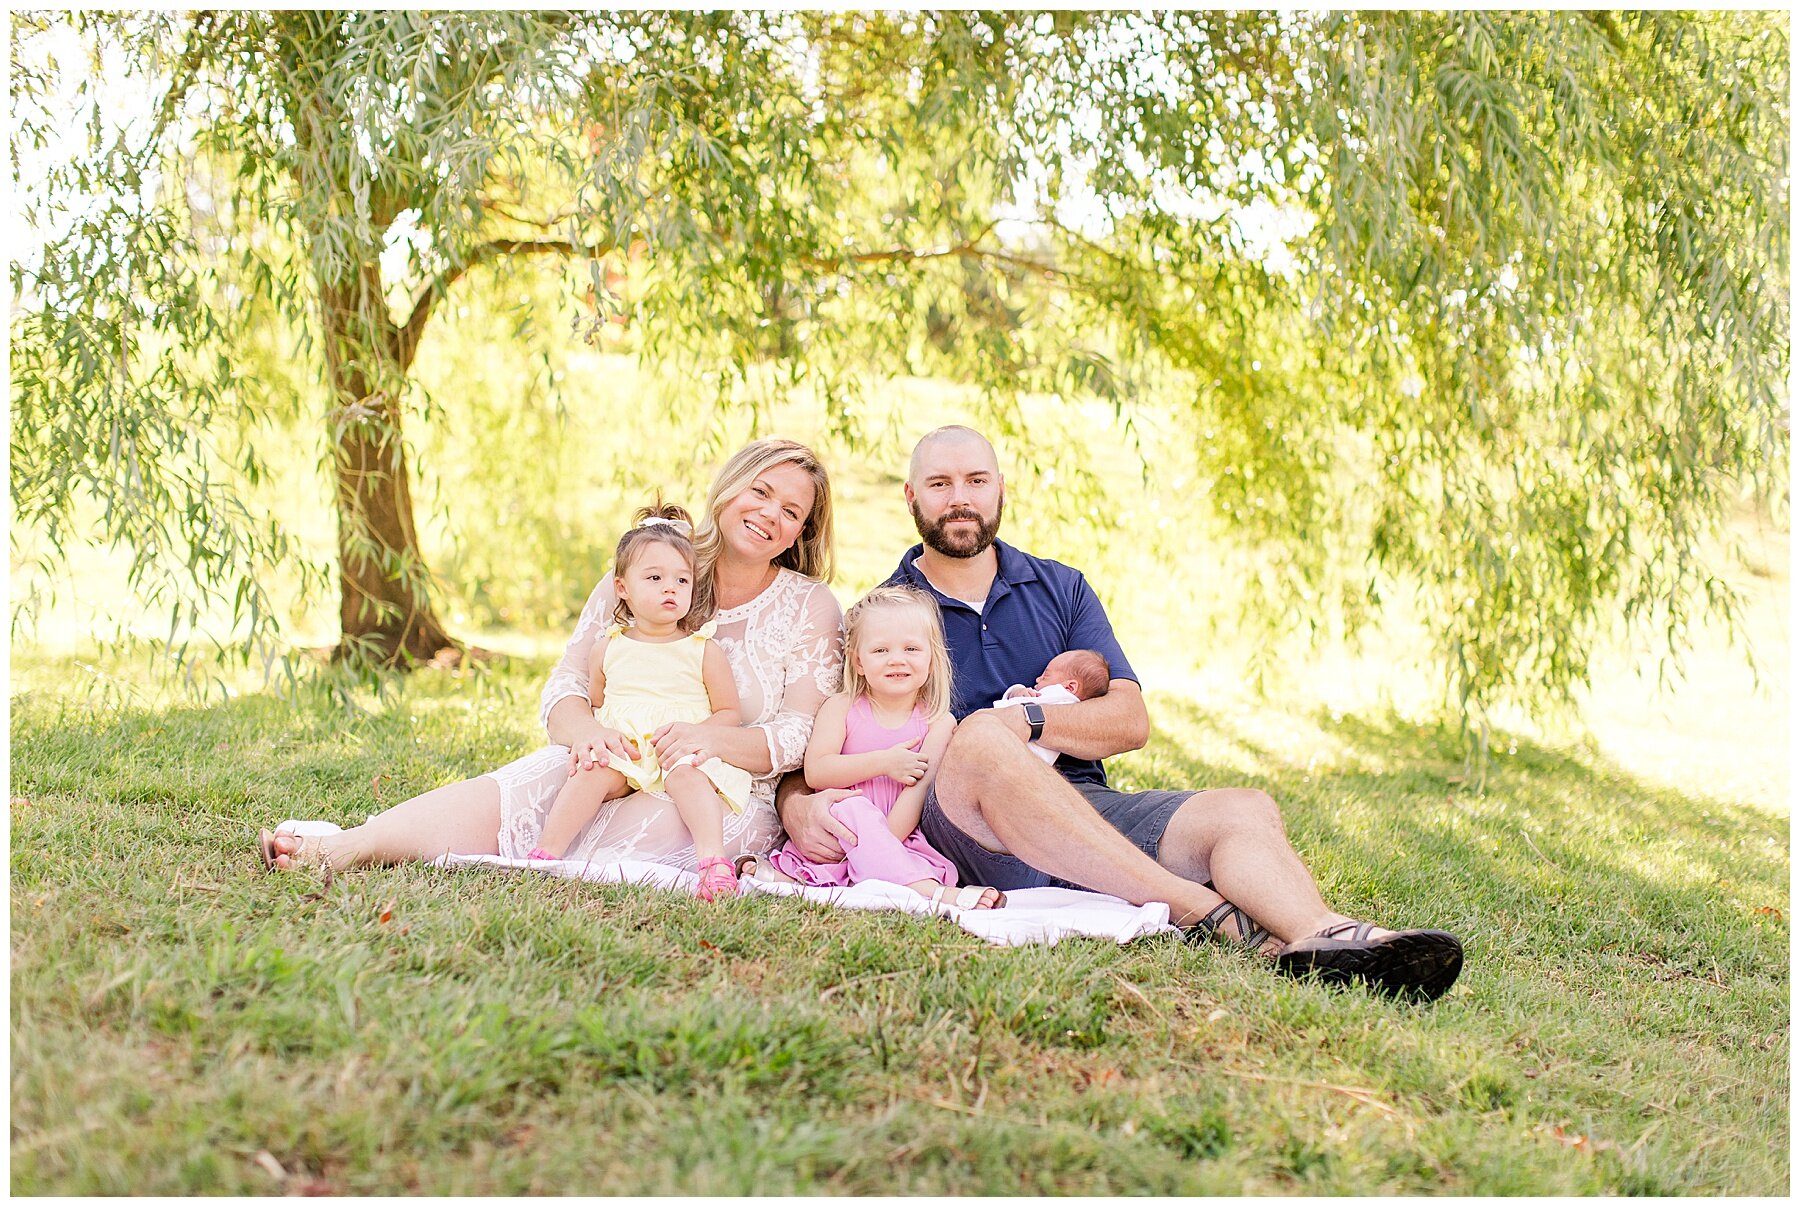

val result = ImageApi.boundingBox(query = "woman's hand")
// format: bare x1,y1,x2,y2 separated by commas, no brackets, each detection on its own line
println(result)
650,721,712,769
567,723,638,775
880,736,931,786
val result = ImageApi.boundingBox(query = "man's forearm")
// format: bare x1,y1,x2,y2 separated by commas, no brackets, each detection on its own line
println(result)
1010,681,1149,760
773,769,810,830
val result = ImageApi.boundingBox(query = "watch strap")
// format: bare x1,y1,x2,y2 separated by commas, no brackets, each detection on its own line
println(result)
1021,700,1046,743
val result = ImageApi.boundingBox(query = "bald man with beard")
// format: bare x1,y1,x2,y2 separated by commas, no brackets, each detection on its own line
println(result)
779,425,1464,1001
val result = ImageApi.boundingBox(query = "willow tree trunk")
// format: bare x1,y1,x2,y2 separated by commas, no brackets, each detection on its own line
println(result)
318,266,456,666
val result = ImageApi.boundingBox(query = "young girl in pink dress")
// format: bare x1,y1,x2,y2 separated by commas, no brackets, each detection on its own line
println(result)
744,586,1004,910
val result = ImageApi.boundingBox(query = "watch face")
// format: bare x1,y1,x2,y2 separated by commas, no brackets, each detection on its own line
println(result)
1023,701,1045,738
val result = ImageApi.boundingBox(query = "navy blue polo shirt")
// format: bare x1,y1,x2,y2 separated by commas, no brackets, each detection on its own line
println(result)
884,541,1137,786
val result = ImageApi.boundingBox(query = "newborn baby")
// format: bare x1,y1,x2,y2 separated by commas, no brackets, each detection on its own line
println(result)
993,648,1111,764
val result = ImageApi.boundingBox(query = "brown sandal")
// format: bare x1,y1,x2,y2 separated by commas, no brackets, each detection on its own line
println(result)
1183,899,1274,954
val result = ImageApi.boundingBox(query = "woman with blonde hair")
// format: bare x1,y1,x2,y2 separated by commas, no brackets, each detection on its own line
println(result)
259,438,844,875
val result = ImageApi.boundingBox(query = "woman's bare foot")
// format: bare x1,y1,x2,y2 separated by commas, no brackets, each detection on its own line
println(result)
257,828,328,871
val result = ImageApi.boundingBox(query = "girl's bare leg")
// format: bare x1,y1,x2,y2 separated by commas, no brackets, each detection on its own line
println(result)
534,767,630,857
663,765,727,864
267,775,505,870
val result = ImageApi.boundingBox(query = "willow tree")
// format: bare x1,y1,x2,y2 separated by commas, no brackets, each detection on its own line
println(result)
12,11,1787,736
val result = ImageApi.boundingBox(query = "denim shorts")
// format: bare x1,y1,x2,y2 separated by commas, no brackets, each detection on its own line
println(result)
917,777,1194,893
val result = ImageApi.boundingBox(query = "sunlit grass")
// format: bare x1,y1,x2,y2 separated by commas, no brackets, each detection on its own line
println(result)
9,351,1788,1193
11,599,1789,1194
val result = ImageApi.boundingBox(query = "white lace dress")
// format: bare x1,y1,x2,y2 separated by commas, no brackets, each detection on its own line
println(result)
488,568,844,865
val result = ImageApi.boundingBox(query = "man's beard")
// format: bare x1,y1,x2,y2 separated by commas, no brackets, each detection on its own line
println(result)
911,490,1004,559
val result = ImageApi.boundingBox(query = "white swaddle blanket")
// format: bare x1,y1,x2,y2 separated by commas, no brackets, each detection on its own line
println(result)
991,682,1081,764
274,820,1177,948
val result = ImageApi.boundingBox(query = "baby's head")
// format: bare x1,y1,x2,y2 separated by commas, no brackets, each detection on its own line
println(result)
1037,649,1111,700
610,501,705,631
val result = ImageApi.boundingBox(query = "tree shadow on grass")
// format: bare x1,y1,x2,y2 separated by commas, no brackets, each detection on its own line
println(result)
1117,696,1788,985
13,680,1788,991
9,684,541,876
10,680,1789,1195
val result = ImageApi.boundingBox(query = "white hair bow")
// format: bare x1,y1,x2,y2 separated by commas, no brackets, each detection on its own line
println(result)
637,516,692,536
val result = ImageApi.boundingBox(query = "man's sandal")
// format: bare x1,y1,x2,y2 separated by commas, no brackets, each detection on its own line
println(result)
1274,920,1464,1002
1183,899,1274,954
929,883,1005,911
257,828,330,873
695,856,741,902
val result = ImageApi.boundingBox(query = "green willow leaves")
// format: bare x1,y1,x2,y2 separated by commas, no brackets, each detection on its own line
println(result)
11,10,1787,741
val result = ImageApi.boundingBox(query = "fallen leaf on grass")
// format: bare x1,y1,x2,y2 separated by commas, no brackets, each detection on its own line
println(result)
371,773,391,801
376,900,394,925
1548,1124,1619,1156
1753,906,1782,919
1206,1008,1229,1022
1075,1067,1121,1089
253,1150,287,1179
697,938,720,952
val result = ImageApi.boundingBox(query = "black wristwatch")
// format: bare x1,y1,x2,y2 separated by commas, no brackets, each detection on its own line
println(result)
1020,700,1046,743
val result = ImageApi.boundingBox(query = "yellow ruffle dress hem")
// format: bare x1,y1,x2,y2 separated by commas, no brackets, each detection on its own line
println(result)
593,623,752,813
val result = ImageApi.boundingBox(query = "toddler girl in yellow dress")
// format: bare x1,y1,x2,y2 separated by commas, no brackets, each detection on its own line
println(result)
529,503,752,900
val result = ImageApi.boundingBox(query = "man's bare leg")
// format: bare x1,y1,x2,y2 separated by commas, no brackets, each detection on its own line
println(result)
1156,788,1363,946
935,719,1463,998
931,713,1231,927
933,714,1448,948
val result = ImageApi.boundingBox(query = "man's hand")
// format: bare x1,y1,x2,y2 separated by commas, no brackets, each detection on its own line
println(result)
783,786,860,863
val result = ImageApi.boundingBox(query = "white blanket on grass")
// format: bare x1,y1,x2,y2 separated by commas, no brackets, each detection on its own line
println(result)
276,820,1177,948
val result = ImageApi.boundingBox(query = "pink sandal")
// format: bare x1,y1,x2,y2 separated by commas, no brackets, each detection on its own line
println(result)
695,856,740,902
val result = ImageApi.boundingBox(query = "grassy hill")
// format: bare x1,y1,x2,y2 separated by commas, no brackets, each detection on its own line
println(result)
9,363,1788,1193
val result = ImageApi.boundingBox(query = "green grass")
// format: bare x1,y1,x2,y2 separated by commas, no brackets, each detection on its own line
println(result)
10,645,1787,1194
9,358,1789,1192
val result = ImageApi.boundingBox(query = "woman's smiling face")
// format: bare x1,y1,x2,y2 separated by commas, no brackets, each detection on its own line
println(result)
717,461,816,563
